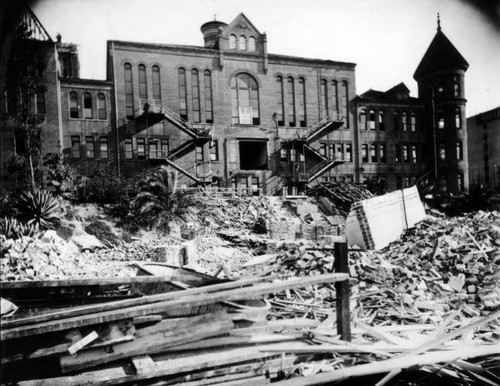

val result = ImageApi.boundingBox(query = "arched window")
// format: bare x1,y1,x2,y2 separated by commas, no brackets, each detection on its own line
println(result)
69,91,78,118
248,37,256,51
276,76,284,126
204,70,213,124
320,79,328,119
138,64,147,99
83,92,92,119
298,78,306,127
369,110,376,130
191,69,200,123
359,109,366,129
378,111,385,130
402,112,408,131
341,81,349,126
287,77,296,127
124,63,134,119
97,93,106,120
231,73,260,125
238,35,247,50
332,81,339,118
229,34,237,49
393,111,399,130
178,68,187,120
152,65,161,100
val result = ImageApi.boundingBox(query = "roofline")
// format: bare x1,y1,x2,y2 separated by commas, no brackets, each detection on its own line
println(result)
108,39,356,68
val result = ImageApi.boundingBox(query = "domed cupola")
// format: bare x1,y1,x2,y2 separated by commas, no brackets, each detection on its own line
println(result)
201,18,228,48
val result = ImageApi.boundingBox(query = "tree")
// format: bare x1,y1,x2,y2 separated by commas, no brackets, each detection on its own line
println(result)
4,21,48,191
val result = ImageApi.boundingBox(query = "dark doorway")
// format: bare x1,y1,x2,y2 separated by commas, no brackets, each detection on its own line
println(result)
239,141,267,170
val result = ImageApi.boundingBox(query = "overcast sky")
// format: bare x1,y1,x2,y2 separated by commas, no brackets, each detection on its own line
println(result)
32,0,500,117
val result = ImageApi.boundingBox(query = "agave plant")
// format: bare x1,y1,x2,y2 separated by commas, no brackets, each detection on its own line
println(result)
0,217,39,239
17,189,60,230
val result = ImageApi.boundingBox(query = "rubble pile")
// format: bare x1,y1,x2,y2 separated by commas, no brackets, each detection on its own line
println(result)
308,182,373,217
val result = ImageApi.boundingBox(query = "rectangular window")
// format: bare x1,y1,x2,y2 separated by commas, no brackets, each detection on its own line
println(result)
100,136,108,159
161,139,169,158
411,113,416,131
395,144,401,163
396,176,403,189
455,109,461,129
149,139,160,159
411,145,417,163
124,138,133,159
438,110,445,129
340,81,349,127
36,90,46,114
85,136,94,158
439,144,446,161
71,136,81,159
209,140,219,161
345,143,352,162
290,148,296,162
402,112,408,131
362,144,368,163
403,145,409,163
124,64,134,119
456,142,463,160
360,110,366,130
379,143,386,163
458,173,464,191
240,176,248,193
196,145,203,162
137,138,146,159
370,144,378,163
280,146,287,161
251,177,259,196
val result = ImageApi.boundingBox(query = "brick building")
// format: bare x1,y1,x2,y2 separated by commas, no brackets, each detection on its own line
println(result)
1,8,471,195
467,107,500,192
352,18,469,194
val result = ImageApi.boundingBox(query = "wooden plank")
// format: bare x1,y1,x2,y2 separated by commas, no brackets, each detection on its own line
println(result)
265,344,500,386
16,367,127,386
1,276,271,330
131,355,156,375
2,273,348,340
95,346,285,386
68,331,99,355
334,242,351,341
60,311,234,373
0,275,177,289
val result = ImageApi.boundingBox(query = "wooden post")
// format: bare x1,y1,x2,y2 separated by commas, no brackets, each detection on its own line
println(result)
334,242,351,341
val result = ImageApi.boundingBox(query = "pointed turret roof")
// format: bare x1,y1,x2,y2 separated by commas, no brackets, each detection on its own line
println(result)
413,16,468,80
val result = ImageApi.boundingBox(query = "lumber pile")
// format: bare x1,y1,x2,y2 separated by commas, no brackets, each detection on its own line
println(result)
0,272,351,385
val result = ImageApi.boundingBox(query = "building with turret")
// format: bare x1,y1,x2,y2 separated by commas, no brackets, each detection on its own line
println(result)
352,16,469,194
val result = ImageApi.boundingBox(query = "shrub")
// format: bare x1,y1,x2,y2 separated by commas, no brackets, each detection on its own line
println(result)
74,169,126,204
17,189,60,230
85,220,121,247
42,153,76,197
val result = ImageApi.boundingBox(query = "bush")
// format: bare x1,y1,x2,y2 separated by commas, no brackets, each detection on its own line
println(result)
42,153,76,197
85,220,121,247
17,189,60,230
74,169,127,204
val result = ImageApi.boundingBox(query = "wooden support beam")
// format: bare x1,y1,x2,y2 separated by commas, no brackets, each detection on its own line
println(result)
60,311,234,373
334,242,351,341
